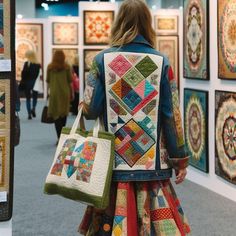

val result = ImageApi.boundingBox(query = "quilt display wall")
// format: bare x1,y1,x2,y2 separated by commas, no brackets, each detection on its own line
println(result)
184,89,208,172
52,48,78,67
52,22,78,45
156,36,179,85
183,0,209,80
16,23,43,81
215,91,236,184
218,0,236,79
84,11,114,45
0,0,10,59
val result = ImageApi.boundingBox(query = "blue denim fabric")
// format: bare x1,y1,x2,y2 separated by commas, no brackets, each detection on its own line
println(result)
84,35,188,182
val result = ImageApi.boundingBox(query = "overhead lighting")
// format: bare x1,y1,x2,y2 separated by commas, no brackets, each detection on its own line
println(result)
41,3,49,10
152,5,157,10
17,14,23,19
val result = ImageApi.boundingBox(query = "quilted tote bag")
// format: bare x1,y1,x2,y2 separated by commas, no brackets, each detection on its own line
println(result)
44,107,115,209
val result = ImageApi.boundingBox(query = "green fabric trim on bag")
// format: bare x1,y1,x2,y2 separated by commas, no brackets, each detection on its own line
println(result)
44,127,115,209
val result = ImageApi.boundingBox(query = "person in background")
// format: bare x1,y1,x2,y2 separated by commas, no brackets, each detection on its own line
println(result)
46,50,73,142
79,0,190,235
71,55,80,115
21,50,41,119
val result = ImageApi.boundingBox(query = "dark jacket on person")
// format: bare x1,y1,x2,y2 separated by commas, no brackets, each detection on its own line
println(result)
83,35,189,182
21,62,40,90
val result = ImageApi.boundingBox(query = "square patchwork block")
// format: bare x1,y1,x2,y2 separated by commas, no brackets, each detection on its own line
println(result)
122,90,142,110
110,79,132,99
135,56,158,78
122,67,144,87
115,119,155,167
109,55,132,78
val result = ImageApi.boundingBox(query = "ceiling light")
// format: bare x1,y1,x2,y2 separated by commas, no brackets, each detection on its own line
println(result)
17,14,23,19
41,3,49,11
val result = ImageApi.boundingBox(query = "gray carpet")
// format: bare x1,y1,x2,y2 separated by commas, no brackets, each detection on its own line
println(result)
13,101,236,236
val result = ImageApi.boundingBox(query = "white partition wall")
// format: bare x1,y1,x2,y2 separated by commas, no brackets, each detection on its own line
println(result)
181,0,236,202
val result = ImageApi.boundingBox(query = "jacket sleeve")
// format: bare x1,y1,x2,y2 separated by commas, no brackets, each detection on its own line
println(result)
160,64,189,170
83,58,105,120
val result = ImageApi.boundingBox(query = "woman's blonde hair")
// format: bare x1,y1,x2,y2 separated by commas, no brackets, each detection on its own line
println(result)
110,0,156,47
48,50,69,71
25,50,38,64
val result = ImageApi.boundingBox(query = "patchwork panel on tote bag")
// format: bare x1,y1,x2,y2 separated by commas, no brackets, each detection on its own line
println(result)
104,52,163,171
44,107,115,209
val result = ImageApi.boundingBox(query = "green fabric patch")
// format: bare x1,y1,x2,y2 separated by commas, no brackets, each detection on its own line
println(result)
135,56,158,78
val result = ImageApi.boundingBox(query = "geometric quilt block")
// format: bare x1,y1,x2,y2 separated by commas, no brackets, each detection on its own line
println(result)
135,56,158,78
109,54,132,78
115,119,155,167
50,139,97,183
123,67,144,87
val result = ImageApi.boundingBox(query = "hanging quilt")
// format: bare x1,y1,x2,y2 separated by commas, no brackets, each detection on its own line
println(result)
52,48,78,67
156,36,179,86
16,23,43,81
104,52,163,171
52,22,78,45
154,15,178,35
184,89,208,172
0,0,10,59
218,0,236,79
84,11,114,45
183,0,209,80
215,91,236,184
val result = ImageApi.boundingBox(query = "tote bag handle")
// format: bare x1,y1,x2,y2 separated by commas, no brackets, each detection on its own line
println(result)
70,106,103,136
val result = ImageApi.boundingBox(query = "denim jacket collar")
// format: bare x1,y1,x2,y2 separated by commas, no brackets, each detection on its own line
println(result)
132,34,153,48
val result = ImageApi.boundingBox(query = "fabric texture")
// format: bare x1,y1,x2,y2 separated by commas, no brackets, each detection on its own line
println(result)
83,35,189,182
78,180,190,236
46,67,72,120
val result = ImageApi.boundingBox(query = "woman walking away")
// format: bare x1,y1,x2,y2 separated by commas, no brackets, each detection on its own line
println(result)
21,50,41,119
79,0,191,235
46,50,72,142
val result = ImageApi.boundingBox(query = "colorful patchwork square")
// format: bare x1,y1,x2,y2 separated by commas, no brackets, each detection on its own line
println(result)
51,139,97,183
122,90,142,111
122,68,144,87
135,56,158,78
110,79,132,100
115,119,155,167
108,55,132,78
110,99,127,116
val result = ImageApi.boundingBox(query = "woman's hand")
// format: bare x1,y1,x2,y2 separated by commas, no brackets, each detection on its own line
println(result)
175,168,187,185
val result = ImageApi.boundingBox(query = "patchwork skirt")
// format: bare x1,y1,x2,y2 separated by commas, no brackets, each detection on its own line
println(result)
78,180,190,236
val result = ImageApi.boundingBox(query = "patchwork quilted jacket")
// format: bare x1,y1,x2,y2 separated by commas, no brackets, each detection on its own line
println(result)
83,35,189,182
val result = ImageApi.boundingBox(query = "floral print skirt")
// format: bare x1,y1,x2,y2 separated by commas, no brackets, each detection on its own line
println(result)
78,180,190,236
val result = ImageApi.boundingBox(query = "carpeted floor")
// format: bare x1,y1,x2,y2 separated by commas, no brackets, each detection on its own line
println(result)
13,101,236,236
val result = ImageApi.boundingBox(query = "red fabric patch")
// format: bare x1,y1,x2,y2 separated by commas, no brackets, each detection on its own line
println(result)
151,208,173,221
168,66,175,81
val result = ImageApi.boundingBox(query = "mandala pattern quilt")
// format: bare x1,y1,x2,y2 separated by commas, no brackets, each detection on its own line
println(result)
16,23,43,81
84,11,114,45
183,0,209,79
184,89,208,173
218,0,236,79
215,91,236,184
